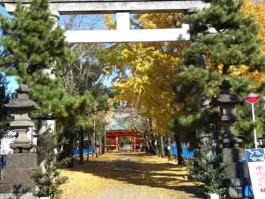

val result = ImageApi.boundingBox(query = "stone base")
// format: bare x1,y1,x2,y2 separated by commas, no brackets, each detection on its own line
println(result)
225,178,242,198
222,148,245,198
0,193,49,199
222,148,245,178
0,153,38,194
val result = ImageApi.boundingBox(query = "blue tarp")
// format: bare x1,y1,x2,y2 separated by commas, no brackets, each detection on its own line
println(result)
170,147,195,158
0,155,6,167
73,147,95,157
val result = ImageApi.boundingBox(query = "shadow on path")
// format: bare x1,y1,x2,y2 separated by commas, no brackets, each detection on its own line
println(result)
68,153,203,198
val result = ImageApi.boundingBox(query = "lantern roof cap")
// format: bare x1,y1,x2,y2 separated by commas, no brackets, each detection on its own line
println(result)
18,84,30,93
5,84,39,109
34,114,55,120
212,80,243,105
217,93,243,104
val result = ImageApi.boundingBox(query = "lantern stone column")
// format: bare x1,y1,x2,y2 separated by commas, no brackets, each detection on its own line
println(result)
213,80,245,198
5,84,38,153
0,84,39,195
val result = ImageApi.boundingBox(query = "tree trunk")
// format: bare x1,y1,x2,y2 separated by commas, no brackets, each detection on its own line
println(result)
175,133,184,165
103,130,107,154
160,135,165,157
93,119,97,157
145,139,150,155
79,129,84,164
222,65,229,75
87,135,90,161
91,133,96,158
154,138,159,156
87,149,89,161
99,134,102,155
62,128,73,157
62,129,74,168
95,132,99,158
167,137,173,161
149,140,157,155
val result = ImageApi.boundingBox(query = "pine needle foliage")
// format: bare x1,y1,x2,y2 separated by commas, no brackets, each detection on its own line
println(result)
0,0,72,196
0,0,73,119
189,144,226,197
31,151,68,199
0,0,72,84
185,0,265,74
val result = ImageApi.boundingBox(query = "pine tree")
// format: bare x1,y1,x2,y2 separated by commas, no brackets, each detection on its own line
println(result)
172,0,265,194
0,0,73,124
0,73,9,133
0,0,71,195
188,140,226,197
173,0,265,148
0,0,71,84
30,151,68,199
185,0,265,74
0,0,75,147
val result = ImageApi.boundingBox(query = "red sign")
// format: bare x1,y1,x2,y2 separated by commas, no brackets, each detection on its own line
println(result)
245,93,261,104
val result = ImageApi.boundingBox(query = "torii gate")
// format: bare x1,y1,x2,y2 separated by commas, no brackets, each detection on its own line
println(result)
106,130,142,152
1,0,208,43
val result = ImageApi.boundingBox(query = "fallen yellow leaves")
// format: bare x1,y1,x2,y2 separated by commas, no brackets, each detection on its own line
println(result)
59,152,203,199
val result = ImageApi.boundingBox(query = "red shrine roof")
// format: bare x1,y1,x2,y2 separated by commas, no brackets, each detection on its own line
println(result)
106,130,141,137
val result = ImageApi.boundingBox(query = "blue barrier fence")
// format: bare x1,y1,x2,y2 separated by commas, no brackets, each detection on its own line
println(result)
170,147,195,158
0,155,6,167
165,146,195,158
73,147,95,157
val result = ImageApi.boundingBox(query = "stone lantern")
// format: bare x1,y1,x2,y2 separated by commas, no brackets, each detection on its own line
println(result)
215,80,244,147
5,84,38,153
213,80,245,198
0,84,39,195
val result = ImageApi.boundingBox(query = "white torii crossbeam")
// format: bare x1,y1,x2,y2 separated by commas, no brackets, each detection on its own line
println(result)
1,0,208,43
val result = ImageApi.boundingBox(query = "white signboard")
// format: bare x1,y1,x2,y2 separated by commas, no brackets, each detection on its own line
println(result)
248,162,265,198
246,148,265,199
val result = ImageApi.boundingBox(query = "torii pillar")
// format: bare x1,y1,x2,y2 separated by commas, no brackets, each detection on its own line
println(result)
133,136,136,152
115,136,119,151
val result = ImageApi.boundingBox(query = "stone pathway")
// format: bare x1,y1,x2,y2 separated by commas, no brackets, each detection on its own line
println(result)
60,152,203,199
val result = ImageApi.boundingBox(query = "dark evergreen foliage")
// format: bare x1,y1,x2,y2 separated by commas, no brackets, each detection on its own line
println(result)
0,0,71,84
188,144,226,197
30,151,68,199
172,0,265,194
185,0,265,74
0,73,10,134
0,0,71,195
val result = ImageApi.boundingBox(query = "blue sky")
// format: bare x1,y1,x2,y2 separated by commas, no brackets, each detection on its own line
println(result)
0,6,18,94
0,5,9,17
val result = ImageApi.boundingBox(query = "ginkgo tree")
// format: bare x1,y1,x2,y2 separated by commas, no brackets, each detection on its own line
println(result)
103,12,188,157
243,0,265,52
104,0,265,158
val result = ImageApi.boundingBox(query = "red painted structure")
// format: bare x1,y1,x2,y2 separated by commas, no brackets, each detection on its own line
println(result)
106,130,143,152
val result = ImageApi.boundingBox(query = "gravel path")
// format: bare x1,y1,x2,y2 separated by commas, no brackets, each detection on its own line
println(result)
60,152,203,199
